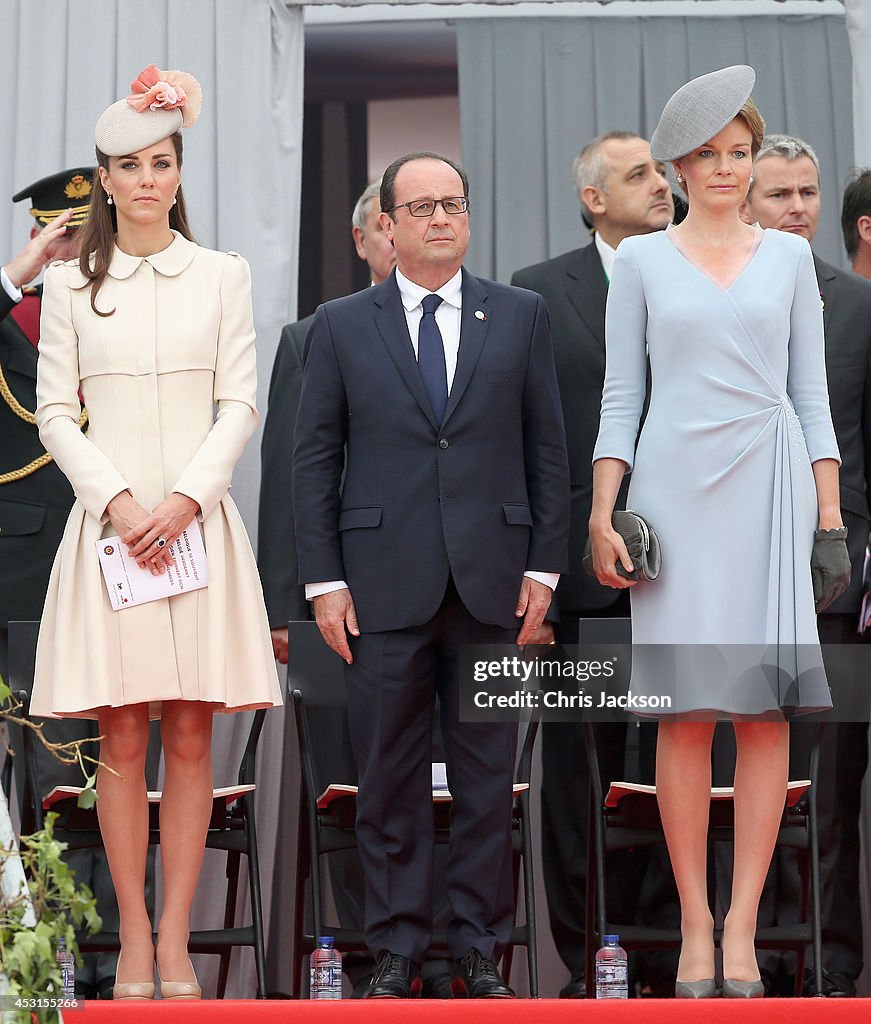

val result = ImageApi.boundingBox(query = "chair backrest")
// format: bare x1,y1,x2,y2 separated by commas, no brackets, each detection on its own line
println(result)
286,620,349,708
8,620,40,698
578,617,631,645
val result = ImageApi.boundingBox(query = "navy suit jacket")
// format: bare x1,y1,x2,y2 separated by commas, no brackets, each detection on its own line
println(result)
292,267,570,633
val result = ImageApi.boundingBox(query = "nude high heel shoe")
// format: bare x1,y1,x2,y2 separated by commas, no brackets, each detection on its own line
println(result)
113,950,155,1000
157,955,202,999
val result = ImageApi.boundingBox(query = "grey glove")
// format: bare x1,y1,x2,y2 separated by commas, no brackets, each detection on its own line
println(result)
811,526,851,613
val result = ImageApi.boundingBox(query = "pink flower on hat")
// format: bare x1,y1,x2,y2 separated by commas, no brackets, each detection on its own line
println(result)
128,64,185,112
125,64,202,127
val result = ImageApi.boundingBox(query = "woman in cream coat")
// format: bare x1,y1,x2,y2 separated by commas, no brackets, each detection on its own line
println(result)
32,67,281,999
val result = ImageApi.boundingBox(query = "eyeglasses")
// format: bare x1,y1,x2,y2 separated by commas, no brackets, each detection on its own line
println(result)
389,196,469,217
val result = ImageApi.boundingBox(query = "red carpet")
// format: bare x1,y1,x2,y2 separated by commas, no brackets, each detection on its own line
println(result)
72,998,871,1022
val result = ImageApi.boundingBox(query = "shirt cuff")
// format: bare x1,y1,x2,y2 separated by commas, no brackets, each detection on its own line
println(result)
524,571,559,592
306,580,349,600
1,266,23,303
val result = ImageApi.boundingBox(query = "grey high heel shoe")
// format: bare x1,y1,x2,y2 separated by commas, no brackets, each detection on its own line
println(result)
675,978,718,998
722,978,764,998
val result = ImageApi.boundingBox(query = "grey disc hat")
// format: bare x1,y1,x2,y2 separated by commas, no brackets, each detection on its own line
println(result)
650,65,756,162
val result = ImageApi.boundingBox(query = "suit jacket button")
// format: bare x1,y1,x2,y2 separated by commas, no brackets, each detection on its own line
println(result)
438,438,449,449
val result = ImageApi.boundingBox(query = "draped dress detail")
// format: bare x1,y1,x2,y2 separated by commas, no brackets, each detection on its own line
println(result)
31,232,282,719
593,227,839,715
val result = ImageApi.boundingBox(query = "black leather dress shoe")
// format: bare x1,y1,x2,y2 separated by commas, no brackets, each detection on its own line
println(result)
421,972,455,998
452,948,515,998
363,952,421,998
803,968,857,998
559,969,587,998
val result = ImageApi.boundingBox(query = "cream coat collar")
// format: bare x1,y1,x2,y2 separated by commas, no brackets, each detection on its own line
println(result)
107,230,197,279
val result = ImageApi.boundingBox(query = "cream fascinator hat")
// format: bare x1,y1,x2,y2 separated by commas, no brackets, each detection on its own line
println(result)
94,64,202,156
650,65,755,162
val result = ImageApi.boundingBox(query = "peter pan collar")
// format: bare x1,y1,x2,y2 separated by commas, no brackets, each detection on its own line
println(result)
107,230,197,280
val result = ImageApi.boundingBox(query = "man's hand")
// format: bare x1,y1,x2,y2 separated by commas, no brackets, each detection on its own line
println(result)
524,621,556,646
515,578,554,646
3,210,74,288
312,588,359,664
271,627,289,665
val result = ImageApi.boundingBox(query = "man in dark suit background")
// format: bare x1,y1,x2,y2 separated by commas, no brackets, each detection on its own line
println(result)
741,134,871,998
293,151,570,998
842,169,871,280
510,132,674,997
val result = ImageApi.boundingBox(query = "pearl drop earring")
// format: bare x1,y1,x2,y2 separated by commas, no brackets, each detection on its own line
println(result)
106,194,113,205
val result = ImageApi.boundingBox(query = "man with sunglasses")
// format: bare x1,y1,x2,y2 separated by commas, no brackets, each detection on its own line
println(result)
293,152,569,999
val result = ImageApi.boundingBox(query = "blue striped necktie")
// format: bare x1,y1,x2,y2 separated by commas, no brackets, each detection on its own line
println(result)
418,293,448,423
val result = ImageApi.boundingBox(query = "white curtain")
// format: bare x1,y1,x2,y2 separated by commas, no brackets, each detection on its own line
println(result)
1,0,303,998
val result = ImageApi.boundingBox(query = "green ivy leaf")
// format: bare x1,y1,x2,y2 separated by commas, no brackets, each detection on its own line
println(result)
77,787,98,810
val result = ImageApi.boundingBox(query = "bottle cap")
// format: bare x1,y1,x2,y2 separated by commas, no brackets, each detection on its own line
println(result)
603,934,620,943
317,936,334,945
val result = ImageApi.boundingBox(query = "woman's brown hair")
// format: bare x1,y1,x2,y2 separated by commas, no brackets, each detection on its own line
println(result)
76,131,195,316
737,98,766,157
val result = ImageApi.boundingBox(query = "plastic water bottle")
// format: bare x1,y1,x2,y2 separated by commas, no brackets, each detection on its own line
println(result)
595,934,628,998
310,936,342,999
56,937,76,999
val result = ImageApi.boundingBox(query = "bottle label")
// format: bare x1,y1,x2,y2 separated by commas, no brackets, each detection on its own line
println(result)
596,962,628,998
311,963,341,999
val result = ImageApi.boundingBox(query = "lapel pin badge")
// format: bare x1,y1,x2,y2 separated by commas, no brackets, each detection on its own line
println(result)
475,310,486,321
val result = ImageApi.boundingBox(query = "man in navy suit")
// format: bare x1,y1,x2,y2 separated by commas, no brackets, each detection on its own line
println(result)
293,152,570,998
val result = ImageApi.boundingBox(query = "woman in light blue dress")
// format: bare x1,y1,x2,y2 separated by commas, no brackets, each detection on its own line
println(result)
589,67,848,998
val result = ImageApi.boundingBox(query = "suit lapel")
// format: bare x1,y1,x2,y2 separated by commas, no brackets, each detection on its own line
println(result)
566,244,607,348
373,273,440,430
443,269,490,426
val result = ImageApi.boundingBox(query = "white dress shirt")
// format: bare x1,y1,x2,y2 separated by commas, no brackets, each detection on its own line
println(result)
594,231,617,282
1,266,23,303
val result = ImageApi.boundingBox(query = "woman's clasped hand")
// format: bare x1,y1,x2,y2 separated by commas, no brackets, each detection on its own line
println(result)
106,490,200,574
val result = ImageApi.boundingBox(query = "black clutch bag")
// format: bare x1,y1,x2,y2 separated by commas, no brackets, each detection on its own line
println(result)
583,509,662,582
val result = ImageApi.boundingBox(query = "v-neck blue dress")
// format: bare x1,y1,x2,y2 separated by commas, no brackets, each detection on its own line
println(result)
593,227,839,716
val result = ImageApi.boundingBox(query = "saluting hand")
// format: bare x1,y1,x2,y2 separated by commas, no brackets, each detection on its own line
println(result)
3,209,74,288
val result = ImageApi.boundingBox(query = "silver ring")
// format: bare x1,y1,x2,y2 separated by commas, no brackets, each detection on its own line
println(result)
156,536,167,548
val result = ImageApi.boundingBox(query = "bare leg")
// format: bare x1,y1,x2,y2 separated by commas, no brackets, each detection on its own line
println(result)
722,720,789,982
656,720,717,982
96,704,153,983
155,701,214,982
